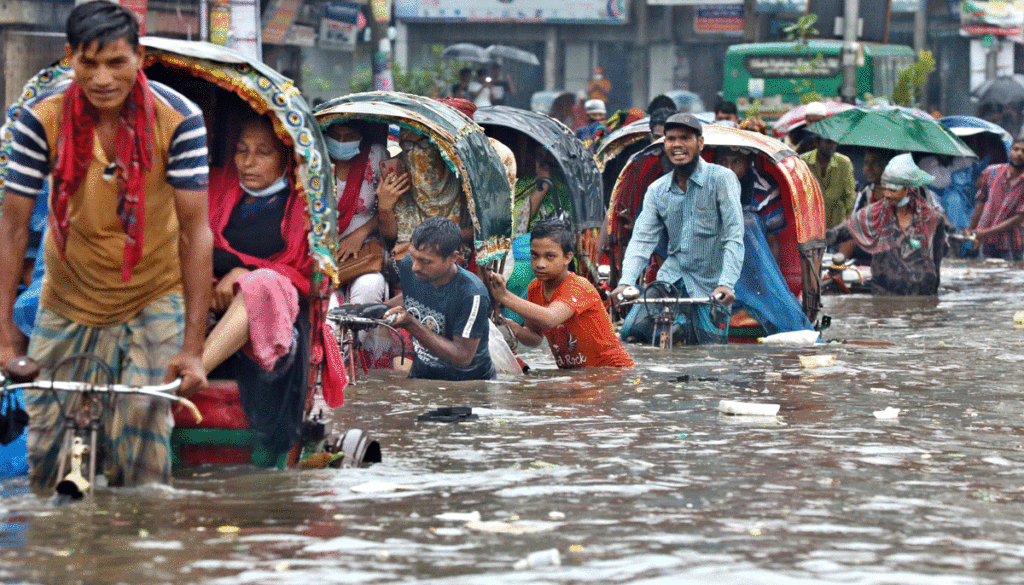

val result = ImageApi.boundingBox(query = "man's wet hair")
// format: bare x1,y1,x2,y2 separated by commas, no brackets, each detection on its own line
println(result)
531,216,575,255
715,101,738,116
411,217,462,258
66,1,140,52
649,108,675,131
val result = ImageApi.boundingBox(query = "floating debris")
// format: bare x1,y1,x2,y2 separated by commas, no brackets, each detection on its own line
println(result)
873,407,901,419
799,355,835,369
719,400,780,416
350,482,418,493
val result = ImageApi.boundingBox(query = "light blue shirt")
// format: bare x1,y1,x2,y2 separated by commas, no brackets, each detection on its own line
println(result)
619,158,745,297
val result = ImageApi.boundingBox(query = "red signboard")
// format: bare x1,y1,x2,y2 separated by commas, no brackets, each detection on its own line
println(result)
121,0,148,34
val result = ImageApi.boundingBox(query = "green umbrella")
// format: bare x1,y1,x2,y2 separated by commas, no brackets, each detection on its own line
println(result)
808,107,977,158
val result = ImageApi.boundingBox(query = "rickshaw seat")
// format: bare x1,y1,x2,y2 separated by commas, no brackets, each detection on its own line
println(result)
170,380,289,469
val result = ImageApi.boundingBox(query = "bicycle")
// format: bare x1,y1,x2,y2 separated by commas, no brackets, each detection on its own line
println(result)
0,353,201,498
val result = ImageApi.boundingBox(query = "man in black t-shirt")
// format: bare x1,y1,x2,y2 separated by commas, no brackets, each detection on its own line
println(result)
384,217,495,380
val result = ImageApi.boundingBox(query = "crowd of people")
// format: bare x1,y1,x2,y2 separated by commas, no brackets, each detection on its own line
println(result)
4,0,1022,492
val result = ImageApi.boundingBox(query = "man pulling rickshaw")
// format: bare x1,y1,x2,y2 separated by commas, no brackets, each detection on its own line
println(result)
0,1,211,488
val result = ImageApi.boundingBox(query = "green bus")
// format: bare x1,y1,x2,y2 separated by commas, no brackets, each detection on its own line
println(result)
722,40,916,117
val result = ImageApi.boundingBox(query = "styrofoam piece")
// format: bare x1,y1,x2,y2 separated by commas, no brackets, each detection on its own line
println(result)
719,400,780,416
873,407,901,419
799,354,836,368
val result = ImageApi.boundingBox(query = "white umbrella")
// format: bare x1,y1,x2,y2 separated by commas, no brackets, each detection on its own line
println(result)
485,45,540,66
441,43,489,63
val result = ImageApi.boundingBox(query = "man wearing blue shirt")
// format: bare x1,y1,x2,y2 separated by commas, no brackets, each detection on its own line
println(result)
611,113,744,345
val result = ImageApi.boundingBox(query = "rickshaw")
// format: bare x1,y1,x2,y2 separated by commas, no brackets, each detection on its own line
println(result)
313,92,516,375
595,117,652,207
473,105,605,285
0,37,340,477
604,126,826,338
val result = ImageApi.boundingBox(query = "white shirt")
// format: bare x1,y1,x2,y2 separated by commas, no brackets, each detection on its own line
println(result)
468,81,492,107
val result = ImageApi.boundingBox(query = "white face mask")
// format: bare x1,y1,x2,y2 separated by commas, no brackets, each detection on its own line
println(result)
241,174,288,198
897,195,911,207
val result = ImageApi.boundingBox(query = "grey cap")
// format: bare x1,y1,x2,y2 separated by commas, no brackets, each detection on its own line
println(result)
664,113,702,136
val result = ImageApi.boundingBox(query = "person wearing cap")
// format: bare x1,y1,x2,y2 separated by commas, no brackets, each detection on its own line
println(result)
802,133,856,229
610,113,744,345
828,154,949,295
784,101,827,152
575,99,608,151
968,138,1024,260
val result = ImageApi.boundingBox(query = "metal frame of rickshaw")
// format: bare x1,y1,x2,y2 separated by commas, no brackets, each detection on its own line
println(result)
473,105,606,287
0,37,339,475
603,126,827,332
313,92,513,381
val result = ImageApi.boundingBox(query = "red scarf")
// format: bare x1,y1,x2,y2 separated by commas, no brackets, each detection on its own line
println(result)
51,70,154,282
208,166,312,296
335,145,370,236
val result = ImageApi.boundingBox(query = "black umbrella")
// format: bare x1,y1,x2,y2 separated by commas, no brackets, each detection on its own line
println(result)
972,75,1024,106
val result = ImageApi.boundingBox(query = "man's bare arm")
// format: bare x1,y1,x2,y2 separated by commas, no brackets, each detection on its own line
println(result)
0,194,36,363
166,188,213,395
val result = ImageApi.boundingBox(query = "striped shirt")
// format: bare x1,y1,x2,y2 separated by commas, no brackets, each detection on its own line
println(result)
976,163,1024,254
6,79,209,327
620,158,745,298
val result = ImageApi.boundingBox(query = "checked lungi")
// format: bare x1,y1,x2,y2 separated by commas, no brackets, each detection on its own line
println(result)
24,294,185,488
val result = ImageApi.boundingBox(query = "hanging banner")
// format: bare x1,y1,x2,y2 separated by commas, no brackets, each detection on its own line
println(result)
320,1,362,50
694,4,744,34
395,0,629,23
960,0,1024,36
261,0,302,44
121,0,148,34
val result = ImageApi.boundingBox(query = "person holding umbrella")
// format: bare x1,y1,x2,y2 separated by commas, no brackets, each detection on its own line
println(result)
828,154,949,296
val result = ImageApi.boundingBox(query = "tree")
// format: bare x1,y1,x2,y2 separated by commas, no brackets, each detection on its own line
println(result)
891,50,936,108
782,14,819,47
351,45,470,97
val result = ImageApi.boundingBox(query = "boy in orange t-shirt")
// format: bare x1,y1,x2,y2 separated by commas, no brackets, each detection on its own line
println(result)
486,218,633,368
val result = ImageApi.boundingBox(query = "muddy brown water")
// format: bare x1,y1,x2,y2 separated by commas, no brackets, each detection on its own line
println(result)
3,258,1024,584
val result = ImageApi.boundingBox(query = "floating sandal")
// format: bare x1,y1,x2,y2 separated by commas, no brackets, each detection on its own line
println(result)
417,406,479,424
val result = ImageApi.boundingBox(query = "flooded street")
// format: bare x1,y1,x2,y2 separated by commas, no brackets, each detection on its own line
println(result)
4,258,1024,584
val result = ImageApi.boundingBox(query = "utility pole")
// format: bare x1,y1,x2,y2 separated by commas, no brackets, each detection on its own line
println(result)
840,0,859,104
369,0,394,91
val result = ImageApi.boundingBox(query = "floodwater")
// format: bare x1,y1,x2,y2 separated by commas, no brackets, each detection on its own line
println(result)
4,258,1024,584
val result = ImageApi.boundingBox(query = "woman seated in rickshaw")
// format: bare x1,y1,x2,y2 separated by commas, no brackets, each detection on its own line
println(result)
321,118,390,306
201,114,313,451
377,128,473,258
714,145,814,334
505,147,574,312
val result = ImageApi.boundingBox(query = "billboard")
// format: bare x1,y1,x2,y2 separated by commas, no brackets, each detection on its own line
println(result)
395,0,629,23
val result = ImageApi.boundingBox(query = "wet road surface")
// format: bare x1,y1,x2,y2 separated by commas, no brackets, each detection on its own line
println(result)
3,258,1024,584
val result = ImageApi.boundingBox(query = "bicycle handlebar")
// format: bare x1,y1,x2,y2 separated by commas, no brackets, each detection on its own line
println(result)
3,377,202,424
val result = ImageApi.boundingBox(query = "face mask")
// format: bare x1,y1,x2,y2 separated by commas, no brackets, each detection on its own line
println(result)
326,137,361,161
897,195,911,207
241,174,288,198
